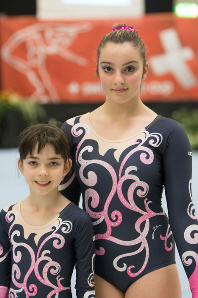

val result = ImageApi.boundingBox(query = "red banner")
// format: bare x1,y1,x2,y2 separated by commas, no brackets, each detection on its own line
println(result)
1,15,198,103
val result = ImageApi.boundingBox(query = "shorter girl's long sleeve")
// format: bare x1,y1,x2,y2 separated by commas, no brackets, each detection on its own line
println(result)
74,212,95,298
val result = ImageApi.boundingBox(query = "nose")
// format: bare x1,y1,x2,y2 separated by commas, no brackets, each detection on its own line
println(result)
38,165,48,176
113,71,125,85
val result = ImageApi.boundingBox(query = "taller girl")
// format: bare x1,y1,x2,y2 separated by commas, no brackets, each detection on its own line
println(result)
60,24,198,298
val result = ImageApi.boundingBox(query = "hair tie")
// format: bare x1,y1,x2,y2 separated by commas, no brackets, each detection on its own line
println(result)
111,25,138,35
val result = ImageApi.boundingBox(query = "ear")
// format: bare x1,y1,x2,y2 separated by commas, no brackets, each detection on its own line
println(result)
63,159,72,177
18,159,24,175
142,62,149,80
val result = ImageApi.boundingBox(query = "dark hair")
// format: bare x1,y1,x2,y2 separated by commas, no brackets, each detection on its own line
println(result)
18,123,70,162
96,23,146,76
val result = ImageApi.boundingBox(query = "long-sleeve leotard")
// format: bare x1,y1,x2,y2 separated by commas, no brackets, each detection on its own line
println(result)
60,113,198,296
0,202,95,298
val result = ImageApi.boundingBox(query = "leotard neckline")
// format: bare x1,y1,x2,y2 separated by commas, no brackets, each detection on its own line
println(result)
86,112,161,143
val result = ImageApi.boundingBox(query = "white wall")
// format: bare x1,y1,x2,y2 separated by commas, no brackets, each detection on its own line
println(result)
174,0,198,4
37,0,144,19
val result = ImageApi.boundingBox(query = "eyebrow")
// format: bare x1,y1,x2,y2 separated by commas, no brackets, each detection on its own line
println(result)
26,156,62,160
100,61,138,66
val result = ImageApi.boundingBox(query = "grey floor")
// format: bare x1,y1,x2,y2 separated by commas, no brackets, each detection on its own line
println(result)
1,148,198,298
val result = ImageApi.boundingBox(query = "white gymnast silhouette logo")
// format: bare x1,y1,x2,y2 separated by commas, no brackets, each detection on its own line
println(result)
2,22,92,103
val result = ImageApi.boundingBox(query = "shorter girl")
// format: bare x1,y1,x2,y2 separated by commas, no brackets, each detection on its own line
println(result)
0,123,95,298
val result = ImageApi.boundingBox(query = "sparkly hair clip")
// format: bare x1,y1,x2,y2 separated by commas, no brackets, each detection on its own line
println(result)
111,25,138,35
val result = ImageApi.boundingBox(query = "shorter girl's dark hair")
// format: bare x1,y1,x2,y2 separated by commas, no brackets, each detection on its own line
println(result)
18,123,70,162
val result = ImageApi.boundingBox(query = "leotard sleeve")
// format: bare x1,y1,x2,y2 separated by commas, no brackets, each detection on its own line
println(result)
163,123,198,297
74,212,95,298
0,209,11,298
59,120,82,206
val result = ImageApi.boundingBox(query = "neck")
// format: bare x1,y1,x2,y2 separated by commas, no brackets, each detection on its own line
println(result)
26,189,61,211
102,98,147,119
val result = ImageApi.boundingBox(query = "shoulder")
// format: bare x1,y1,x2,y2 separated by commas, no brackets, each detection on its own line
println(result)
160,116,189,138
69,203,91,221
66,115,81,126
1,203,18,213
0,203,18,232
157,116,183,130
155,116,191,153
61,115,80,133
63,113,88,126
148,116,190,152
61,113,86,136
61,113,90,145
151,116,187,137
68,204,93,233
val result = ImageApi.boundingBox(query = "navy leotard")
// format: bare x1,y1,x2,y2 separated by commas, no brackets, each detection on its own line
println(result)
60,113,198,294
0,202,95,297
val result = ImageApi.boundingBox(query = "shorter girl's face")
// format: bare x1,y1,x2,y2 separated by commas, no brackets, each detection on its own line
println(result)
98,42,148,105
18,143,71,197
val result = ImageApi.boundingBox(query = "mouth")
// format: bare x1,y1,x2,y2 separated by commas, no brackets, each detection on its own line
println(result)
35,181,51,187
112,88,128,93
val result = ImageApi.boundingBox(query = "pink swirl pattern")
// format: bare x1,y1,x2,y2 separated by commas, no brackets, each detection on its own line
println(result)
182,251,198,294
0,244,10,262
73,123,165,277
8,213,71,297
5,210,18,238
84,159,120,255
160,224,173,251
71,122,90,165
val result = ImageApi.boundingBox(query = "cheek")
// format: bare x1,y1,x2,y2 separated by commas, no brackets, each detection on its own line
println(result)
128,72,143,87
55,169,66,182
23,171,32,185
99,74,111,91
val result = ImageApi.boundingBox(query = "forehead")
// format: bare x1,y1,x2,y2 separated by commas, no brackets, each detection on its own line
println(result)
99,42,141,62
29,143,58,156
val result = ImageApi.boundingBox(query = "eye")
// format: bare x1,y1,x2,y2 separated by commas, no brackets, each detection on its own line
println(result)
50,162,59,166
102,65,113,73
28,161,37,166
125,65,135,72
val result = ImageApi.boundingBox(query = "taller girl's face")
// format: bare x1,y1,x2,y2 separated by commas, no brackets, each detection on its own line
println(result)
98,42,148,104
